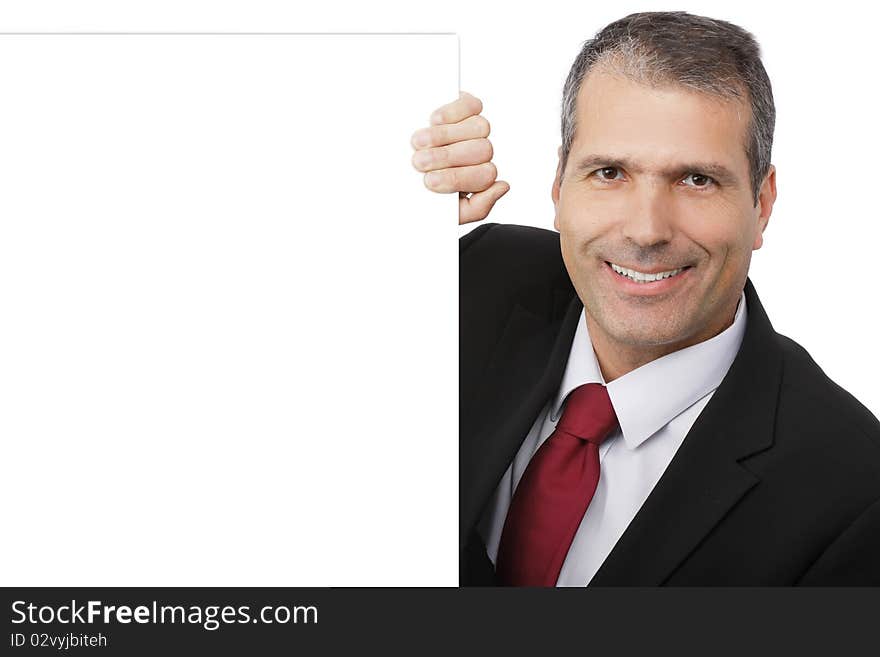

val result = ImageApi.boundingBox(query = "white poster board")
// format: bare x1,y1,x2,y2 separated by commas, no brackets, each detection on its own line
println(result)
0,34,458,586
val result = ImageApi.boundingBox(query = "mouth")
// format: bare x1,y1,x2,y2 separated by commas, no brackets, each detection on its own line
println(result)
607,261,691,282
603,260,694,295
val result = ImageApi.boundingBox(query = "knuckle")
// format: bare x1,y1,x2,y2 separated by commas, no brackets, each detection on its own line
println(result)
475,163,496,191
475,115,490,136
462,200,489,224
446,169,459,191
479,138,494,162
459,203,473,222
460,198,485,224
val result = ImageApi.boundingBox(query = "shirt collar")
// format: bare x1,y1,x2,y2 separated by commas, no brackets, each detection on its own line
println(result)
550,290,748,450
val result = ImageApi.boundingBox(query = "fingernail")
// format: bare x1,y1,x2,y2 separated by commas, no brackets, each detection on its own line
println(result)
413,129,431,148
430,112,444,125
425,171,442,188
413,151,432,169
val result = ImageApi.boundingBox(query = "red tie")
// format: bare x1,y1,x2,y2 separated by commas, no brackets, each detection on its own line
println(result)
496,382,618,586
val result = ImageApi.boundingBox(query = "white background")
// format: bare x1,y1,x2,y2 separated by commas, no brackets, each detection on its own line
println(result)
1,0,879,586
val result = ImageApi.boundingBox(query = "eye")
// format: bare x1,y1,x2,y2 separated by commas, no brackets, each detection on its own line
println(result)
593,166,624,182
681,173,714,188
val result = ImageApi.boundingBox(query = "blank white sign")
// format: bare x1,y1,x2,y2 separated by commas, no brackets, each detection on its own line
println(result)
0,34,458,586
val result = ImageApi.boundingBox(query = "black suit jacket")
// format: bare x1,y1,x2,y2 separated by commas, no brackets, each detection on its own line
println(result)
460,223,880,586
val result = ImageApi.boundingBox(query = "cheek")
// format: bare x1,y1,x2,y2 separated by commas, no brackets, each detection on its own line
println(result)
557,192,616,240
678,198,754,252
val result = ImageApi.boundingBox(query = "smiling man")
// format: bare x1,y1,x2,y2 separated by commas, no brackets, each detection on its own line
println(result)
554,64,774,383
412,11,880,586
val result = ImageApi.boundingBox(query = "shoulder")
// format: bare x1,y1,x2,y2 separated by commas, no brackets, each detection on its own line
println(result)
710,307,880,583
459,223,572,305
460,221,561,257
774,332,880,450
459,223,576,392
768,335,880,584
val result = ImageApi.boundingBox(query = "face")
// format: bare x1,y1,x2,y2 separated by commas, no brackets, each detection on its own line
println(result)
552,69,776,367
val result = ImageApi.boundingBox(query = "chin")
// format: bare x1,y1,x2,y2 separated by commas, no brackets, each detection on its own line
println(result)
614,327,685,348
599,313,692,348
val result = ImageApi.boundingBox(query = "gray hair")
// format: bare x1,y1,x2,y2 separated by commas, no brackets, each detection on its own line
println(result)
560,11,775,205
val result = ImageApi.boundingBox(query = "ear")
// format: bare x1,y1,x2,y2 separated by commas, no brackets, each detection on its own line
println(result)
552,145,563,231
752,165,777,250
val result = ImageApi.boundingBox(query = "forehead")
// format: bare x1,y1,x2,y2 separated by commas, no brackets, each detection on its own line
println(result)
573,69,750,174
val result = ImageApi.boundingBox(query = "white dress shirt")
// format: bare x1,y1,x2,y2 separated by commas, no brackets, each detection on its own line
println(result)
477,290,748,586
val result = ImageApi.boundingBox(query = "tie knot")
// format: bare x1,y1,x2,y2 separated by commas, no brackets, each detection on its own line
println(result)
555,383,618,445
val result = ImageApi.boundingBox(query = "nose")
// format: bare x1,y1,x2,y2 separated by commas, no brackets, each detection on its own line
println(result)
620,181,675,247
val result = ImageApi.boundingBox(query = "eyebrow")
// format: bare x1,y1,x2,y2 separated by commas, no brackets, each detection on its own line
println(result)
572,154,740,186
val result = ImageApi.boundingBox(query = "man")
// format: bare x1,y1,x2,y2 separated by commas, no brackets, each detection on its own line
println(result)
411,12,880,585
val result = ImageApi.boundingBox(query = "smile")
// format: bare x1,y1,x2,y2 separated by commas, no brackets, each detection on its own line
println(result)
608,262,690,284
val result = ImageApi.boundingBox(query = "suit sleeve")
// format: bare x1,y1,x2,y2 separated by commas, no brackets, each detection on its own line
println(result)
796,496,880,585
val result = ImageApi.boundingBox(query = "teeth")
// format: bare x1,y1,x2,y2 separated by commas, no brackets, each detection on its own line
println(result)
610,262,685,283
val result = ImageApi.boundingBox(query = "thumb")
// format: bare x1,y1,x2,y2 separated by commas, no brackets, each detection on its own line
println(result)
459,181,510,225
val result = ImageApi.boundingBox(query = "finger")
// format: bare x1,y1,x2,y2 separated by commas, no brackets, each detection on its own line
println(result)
459,181,510,225
429,90,483,125
411,114,490,149
423,162,498,194
411,138,493,173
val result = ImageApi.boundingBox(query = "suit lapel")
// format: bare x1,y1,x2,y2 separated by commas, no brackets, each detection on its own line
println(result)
460,288,581,552
589,278,783,585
